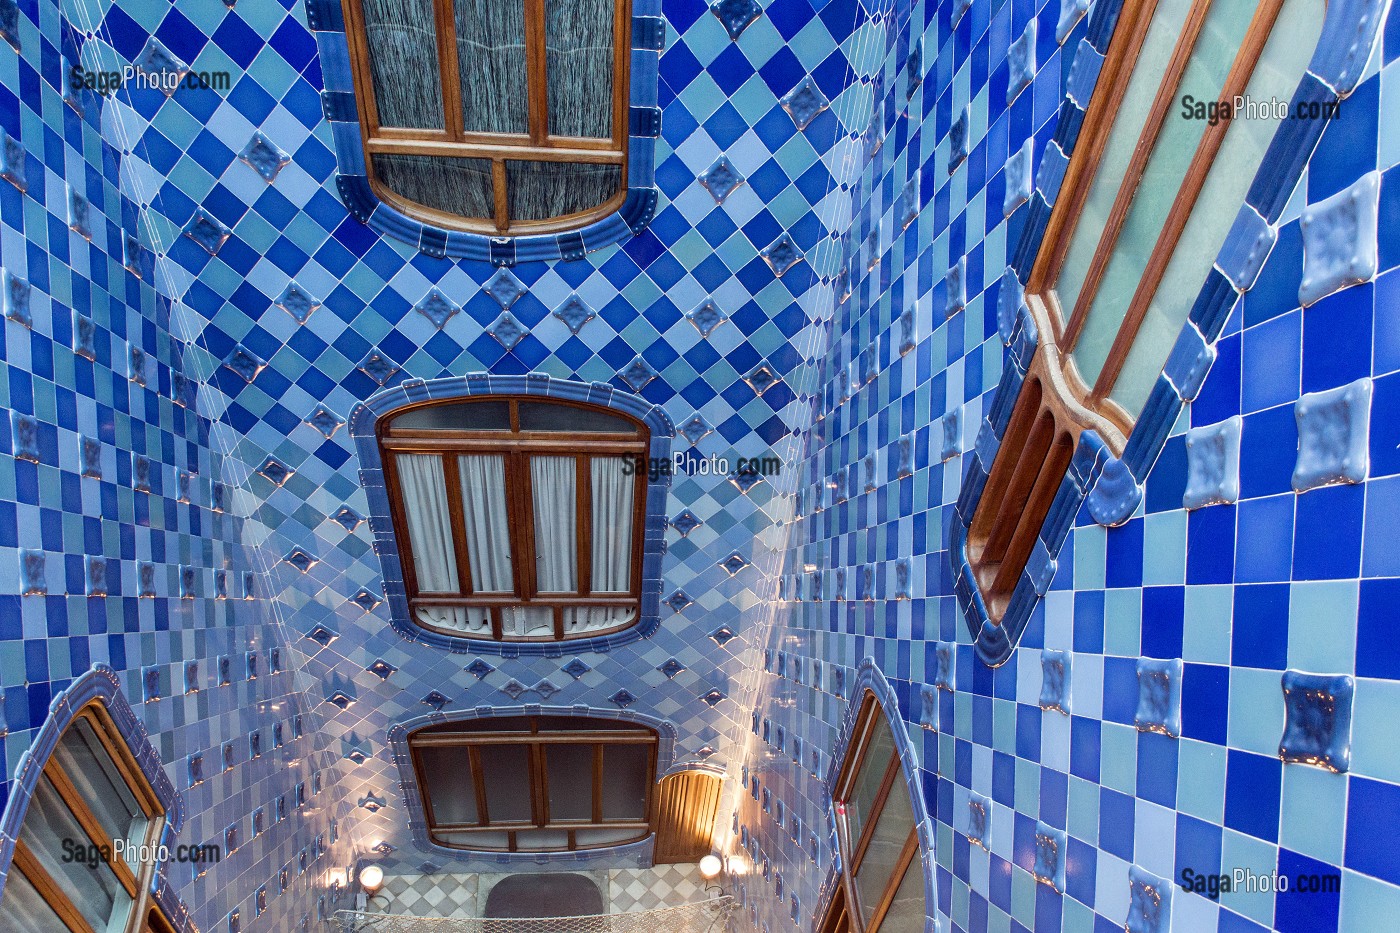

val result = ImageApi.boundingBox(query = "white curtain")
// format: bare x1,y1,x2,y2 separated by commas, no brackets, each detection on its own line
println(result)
531,456,577,592
458,455,513,591
565,456,635,634
397,454,483,634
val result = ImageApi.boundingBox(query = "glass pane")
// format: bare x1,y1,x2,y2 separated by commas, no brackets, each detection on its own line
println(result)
563,606,636,635
23,775,130,931
1052,0,1194,325
53,718,149,872
545,0,615,138
515,829,571,851
455,0,529,134
0,868,72,930
507,161,622,223
518,402,635,433
531,456,577,593
415,606,490,635
361,0,443,128
845,718,895,847
600,743,650,820
854,795,916,927
418,746,479,825
590,457,634,594
434,829,510,849
1110,0,1324,416
502,606,556,638
1070,0,1256,388
373,154,494,219
871,860,925,933
458,455,514,592
533,716,640,732
478,745,533,823
391,401,511,431
396,455,461,594
546,744,595,821
573,827,644,847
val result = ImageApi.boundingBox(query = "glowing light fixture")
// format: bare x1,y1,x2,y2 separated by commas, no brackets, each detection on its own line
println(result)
359,864,385,893
699,854,723,879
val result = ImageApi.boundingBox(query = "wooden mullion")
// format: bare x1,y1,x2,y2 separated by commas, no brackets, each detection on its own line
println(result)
433,0,464,140
1092,0,1288,399
509,401,521,433
44,764,139,898
442,454,474,596
10,846,98,933
554,607,565,640
492,159,509,232
865,830,922,933
849,755,904,874
1061,0,1215,349
509,453,537,600
1027,0,1161,295
612,0,631,149
468,746,490,825
525,0,549,143
969,379,1043,551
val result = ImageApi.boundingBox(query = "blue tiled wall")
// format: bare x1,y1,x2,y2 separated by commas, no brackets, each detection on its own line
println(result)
2,0,1396,929
732,1,1400,932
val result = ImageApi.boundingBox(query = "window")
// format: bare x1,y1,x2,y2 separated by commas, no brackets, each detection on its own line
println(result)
820,693,925,933
342,0,630,233
380,396,649,641
968,0,1324,619
0,703,172,933
407,715,657,852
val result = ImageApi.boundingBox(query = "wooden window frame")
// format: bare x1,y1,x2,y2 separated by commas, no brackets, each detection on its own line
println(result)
6,702,172,933
820,692,922,933
969,0,1294,622
407,715,658,852
380,395,649,643
340,0,632,234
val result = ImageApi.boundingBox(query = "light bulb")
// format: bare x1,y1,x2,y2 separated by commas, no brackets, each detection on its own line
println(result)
699,854,723,879
358,864,385,893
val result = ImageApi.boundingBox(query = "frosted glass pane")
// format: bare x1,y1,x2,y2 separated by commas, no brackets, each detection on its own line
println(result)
373,154,494,219
518,403,634,433
516,829,571,850
547,744,595,821
574,827,643,846
846,722,895,847
361,0,442,128
419,746,479,825
1055,0,1194,326
545,0,615,138
1110,0,1324,415
873,861,925,933
397,455,460,594
1071,0,1256,388
435,830,509,849
507,161,622,223
455,0,529,135
503,607,555,637
479,745,533,823
854,786,916,927
601,744,649,820
53,719,148,872
391,401,511,430
0,868,71,930
24,776,130,930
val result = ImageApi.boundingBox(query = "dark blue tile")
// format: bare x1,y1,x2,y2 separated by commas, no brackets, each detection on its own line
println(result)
1224,750,1281,842
1292,483,1363,580
1231,583,1289,669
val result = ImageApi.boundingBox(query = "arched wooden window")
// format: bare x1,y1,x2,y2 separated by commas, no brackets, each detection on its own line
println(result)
820,692,925,933
969,0,1325,620
0,702,174,933
407,715,657,852
341,0,630,233
379,396,649,641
